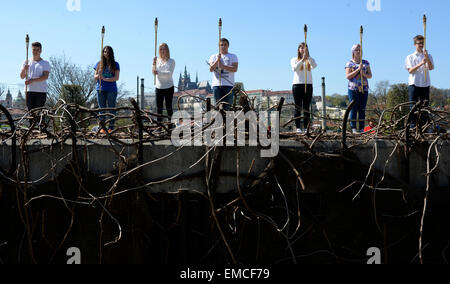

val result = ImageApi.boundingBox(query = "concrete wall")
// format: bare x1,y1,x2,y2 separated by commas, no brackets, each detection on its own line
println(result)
0,139,448,191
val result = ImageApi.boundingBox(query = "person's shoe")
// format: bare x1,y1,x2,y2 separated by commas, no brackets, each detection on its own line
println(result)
107,129,113,134
352,129,358,134
100,129,107,134
296,128,303,134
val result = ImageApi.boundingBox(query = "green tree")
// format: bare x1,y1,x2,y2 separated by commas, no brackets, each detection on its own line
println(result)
61,85,85,106
430,87,447,107
386,84,410,129
387,84,409,109
327,94,348,108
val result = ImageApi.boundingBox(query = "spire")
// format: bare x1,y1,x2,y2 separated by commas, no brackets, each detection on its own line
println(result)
184,66,188,79
196,72,199,84
178,73,183,91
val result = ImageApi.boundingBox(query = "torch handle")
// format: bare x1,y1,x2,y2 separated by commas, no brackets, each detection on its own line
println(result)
424,16,428,83
304,26,308,93
154,18,158,86
219,18,222,87
359,26,364,93
25,35,29,96
99,27,105,92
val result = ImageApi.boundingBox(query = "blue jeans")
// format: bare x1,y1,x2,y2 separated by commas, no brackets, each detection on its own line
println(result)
408,85,430,128
348,89,368,131
97,90,118,130
213,86,234,110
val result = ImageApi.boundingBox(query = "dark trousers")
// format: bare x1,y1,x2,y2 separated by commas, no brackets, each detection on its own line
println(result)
156,86,174,123
408,85,430,128
292,84,313,129
213,86,234,110
26,92,47,127
26,92,47,111
348,89,369,131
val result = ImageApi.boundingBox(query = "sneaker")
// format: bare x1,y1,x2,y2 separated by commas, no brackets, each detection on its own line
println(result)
352,129,358,134
107,129,113,134
100,129,107,134
296,128,303,134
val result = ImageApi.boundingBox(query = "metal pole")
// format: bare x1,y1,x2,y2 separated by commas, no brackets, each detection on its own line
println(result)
140,78,145,110
137,76,140,107
321,77,327,132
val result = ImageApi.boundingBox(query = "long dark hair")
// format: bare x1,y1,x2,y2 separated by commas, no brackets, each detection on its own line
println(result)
98,46,116,74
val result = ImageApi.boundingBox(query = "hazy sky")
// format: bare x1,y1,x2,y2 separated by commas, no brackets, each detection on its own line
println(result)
0,0,449,98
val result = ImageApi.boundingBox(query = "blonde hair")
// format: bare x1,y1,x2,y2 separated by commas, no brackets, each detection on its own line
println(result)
297,43,311,71
159,43,170,61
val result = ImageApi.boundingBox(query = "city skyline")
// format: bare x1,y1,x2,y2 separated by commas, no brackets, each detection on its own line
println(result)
1,0,449,101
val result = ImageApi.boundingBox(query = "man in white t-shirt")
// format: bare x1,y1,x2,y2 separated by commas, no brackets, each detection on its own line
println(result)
209,38,238,110
405,35,434,128
19,42,51,111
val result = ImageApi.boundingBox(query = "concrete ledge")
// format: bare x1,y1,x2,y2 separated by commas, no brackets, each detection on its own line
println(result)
0,138,449,192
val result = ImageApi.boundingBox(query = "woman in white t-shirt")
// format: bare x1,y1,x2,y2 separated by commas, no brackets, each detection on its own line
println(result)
291,43,317,133
153,43,176,123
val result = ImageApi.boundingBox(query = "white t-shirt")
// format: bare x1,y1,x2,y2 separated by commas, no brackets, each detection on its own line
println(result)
155,58,175,90
209,53,238,87
405,51,434,87
22,58,51,93
291,57,317,85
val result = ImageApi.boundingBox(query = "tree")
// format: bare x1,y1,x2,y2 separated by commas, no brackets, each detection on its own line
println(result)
429,87,448,108
48,55,130,108
61,85,85,106
386,84,410,128
327,94,348,108
0,84,5,100
47,55,97,107
368,80,389,112
387,84,409,109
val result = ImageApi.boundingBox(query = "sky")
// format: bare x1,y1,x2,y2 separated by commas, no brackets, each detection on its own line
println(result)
1,0,449,99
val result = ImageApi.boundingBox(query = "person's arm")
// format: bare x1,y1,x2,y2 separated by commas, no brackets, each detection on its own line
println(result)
209,55,220,72
346,64,362,80
25,71,49,85
102,70,120,82
308,57,318,70
291,59,305,71
157,60,176,75
362,62,372,79
407,55,426,74
363,66,372,79
425,52,434,71
94,67,102,81
20,61,29,79
221,55,238,73
222,62,238,73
